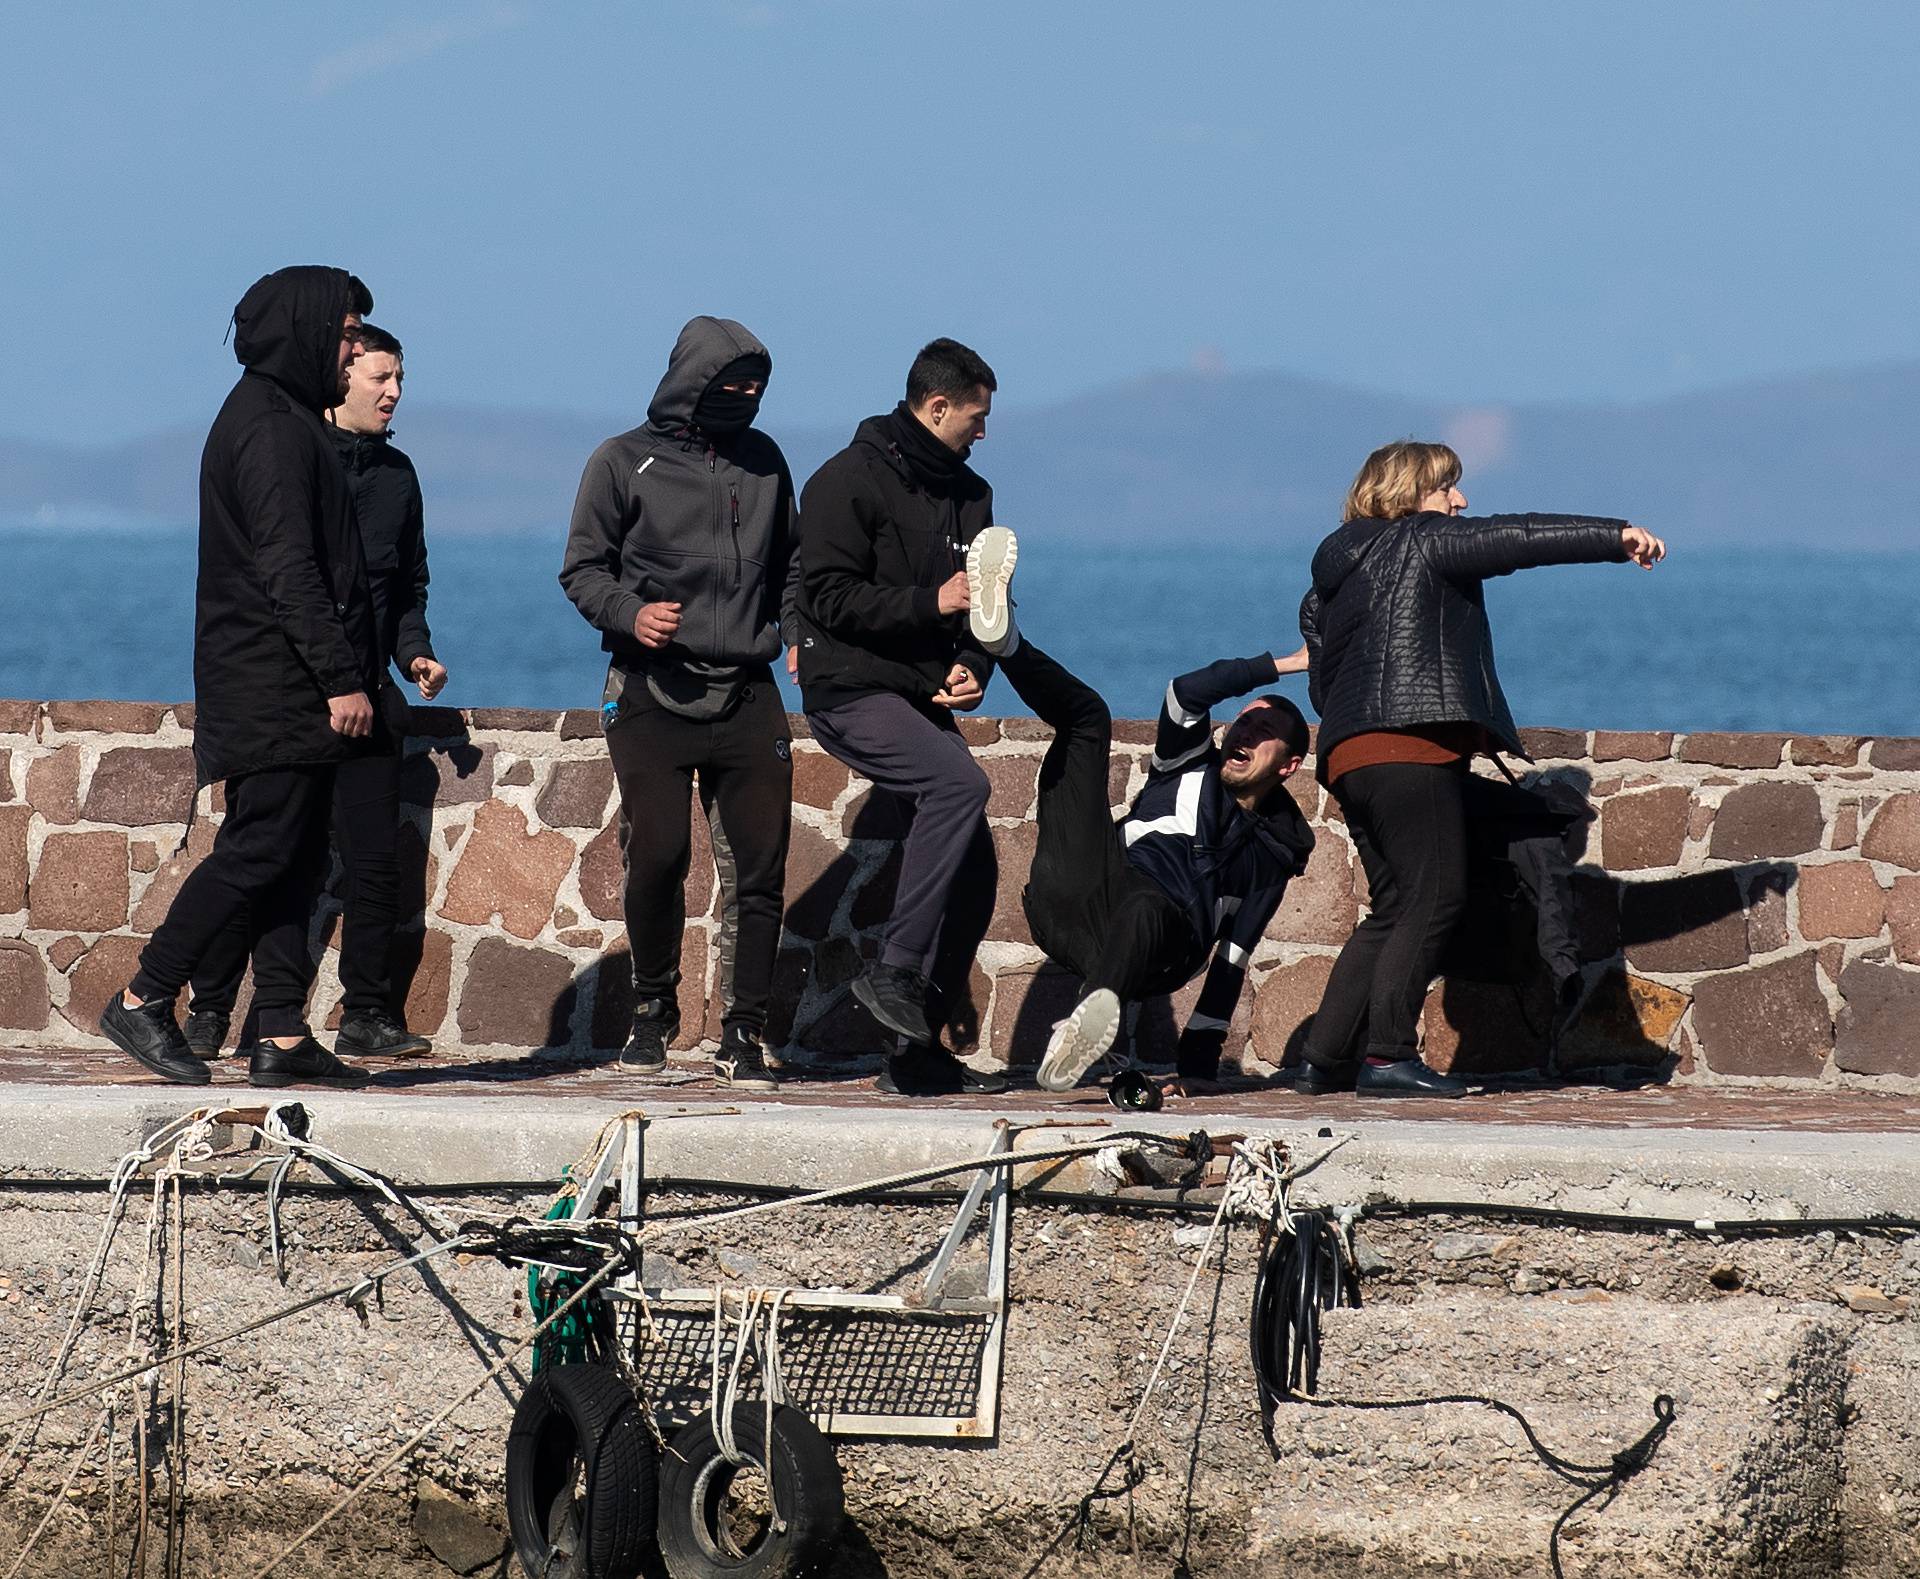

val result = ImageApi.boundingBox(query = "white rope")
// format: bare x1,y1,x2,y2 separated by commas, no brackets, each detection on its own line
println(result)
243,1254,624,1579
0,1233,477,1436
1,1409,108,1579
702,1285,792,1531
0,1108,221,1488
639,1131,1176,1245
259,1103,463,1240
1120,1176,1235,1449
1072,1128,1359,1529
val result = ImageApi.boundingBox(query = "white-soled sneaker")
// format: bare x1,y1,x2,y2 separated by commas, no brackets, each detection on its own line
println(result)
1035,987,1121,1093
965,527,1019,654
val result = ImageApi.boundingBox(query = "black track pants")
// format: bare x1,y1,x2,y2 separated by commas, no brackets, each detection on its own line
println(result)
605,669,792,1035
1302,760,1470,1067
187,741,405,1020
1001,643,1193,1002
131,765,336,1038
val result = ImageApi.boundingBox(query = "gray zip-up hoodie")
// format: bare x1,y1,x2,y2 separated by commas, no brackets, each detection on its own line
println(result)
559,316,799,670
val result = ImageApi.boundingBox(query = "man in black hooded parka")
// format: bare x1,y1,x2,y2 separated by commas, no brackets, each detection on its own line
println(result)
99,266,384,1090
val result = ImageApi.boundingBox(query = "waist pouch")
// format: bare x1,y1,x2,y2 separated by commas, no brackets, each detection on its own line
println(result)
606,660,749,724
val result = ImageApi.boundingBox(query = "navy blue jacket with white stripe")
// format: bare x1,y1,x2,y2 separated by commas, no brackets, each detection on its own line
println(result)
1118,654,1316,1069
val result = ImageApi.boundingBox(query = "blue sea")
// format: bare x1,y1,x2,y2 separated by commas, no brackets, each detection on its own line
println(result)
3,526,1915,735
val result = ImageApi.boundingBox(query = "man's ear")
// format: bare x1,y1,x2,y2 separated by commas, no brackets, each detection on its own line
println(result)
1278,754,1305,781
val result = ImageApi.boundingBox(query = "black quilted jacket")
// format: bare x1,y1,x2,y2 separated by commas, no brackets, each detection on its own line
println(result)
1300,511,1627,775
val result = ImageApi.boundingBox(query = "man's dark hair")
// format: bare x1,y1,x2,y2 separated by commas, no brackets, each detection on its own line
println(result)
345,274,374,317
906,338,996,407
355,323,403,359
1251,695,1311,759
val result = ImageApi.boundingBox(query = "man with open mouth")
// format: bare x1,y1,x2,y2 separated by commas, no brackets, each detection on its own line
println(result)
967,591,1316,1100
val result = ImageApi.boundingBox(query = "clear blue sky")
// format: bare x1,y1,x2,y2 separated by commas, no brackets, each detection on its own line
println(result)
3,2,1916,444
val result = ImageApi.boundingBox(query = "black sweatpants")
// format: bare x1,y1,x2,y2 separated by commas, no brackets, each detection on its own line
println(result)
605,668,792,1035
1302,760,1470,1068
131,765,336,1039
187,740,406,1021
1002,643,1194,1004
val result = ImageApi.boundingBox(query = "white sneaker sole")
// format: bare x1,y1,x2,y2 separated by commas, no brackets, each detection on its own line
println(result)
1036,988,1121,1092
966,527,1018,649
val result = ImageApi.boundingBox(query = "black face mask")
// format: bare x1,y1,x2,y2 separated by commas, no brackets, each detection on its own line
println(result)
693,383,762,436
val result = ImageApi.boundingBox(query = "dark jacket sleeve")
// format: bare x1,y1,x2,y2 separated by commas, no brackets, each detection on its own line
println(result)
559,445,654,644
1152,653,1275,773
393,469,435,669
1417,514,1629,582
799,462,944,636
233,415,366,697
1299,588,1324,715
776,460,802,650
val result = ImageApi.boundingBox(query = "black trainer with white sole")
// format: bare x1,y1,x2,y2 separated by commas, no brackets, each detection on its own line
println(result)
851,963,934,1046
965,527,1019,654
714,1025,778,1090
335,1009,432,1059
618,998,676,1073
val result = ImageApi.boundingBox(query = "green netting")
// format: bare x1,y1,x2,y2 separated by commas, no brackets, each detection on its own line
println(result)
528,1172,608,1372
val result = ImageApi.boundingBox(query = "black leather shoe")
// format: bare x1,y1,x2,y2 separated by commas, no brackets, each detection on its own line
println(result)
100,992,211,1086
183,1008,231,1061
877,1044,1008,1097
852,963,934,1046
248,1036,372,1090
335,1009,431,1059
1355,1058,1469,1098
618,997,676,1072
1288,1060,1357,1096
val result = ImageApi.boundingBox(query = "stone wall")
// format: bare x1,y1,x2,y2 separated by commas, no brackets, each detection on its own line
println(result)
1,697,1917,1083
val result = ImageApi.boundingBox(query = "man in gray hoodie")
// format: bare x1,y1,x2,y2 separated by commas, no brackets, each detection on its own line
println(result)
560,317,799,1089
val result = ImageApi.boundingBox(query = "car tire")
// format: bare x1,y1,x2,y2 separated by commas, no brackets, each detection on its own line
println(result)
505,1362,658,1579
656,1404,843,1578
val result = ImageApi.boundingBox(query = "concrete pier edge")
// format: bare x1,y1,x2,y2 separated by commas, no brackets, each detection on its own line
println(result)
2,1081,1915,1223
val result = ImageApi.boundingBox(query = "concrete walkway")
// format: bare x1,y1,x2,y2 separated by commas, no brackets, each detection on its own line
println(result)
5,1042,1918,1222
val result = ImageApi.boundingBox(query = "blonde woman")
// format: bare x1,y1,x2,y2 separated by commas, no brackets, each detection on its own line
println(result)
1295,441,1664,1097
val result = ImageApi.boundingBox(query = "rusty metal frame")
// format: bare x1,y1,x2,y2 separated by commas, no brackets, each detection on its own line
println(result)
571,1116,1011,1440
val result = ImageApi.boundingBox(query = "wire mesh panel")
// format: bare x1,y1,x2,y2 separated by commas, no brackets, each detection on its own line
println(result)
614,1296,999,1437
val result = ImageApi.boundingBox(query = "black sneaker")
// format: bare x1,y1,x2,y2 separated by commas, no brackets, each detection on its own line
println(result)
335,1009,432,1059
877,1043,1009,1097
183,1008,231,1061
851,963,934,1046
714,1025,778,1091
618,998,677,1072
247,1036,372,1090
100,991,211,1086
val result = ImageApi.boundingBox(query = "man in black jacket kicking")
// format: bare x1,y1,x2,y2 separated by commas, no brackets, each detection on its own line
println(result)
795,338,1014,1097
983,605,1315,1099
182,323,447,1063
99,266,383,1090
561,316,799,1090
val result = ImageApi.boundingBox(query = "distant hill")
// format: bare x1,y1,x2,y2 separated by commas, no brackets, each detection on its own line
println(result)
6,361,1916,545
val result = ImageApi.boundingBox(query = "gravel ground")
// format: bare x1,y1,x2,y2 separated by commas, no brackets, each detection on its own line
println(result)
0,1180,1914,1577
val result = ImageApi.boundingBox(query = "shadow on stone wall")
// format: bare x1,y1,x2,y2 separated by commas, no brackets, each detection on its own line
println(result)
1430,858,1798,1081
